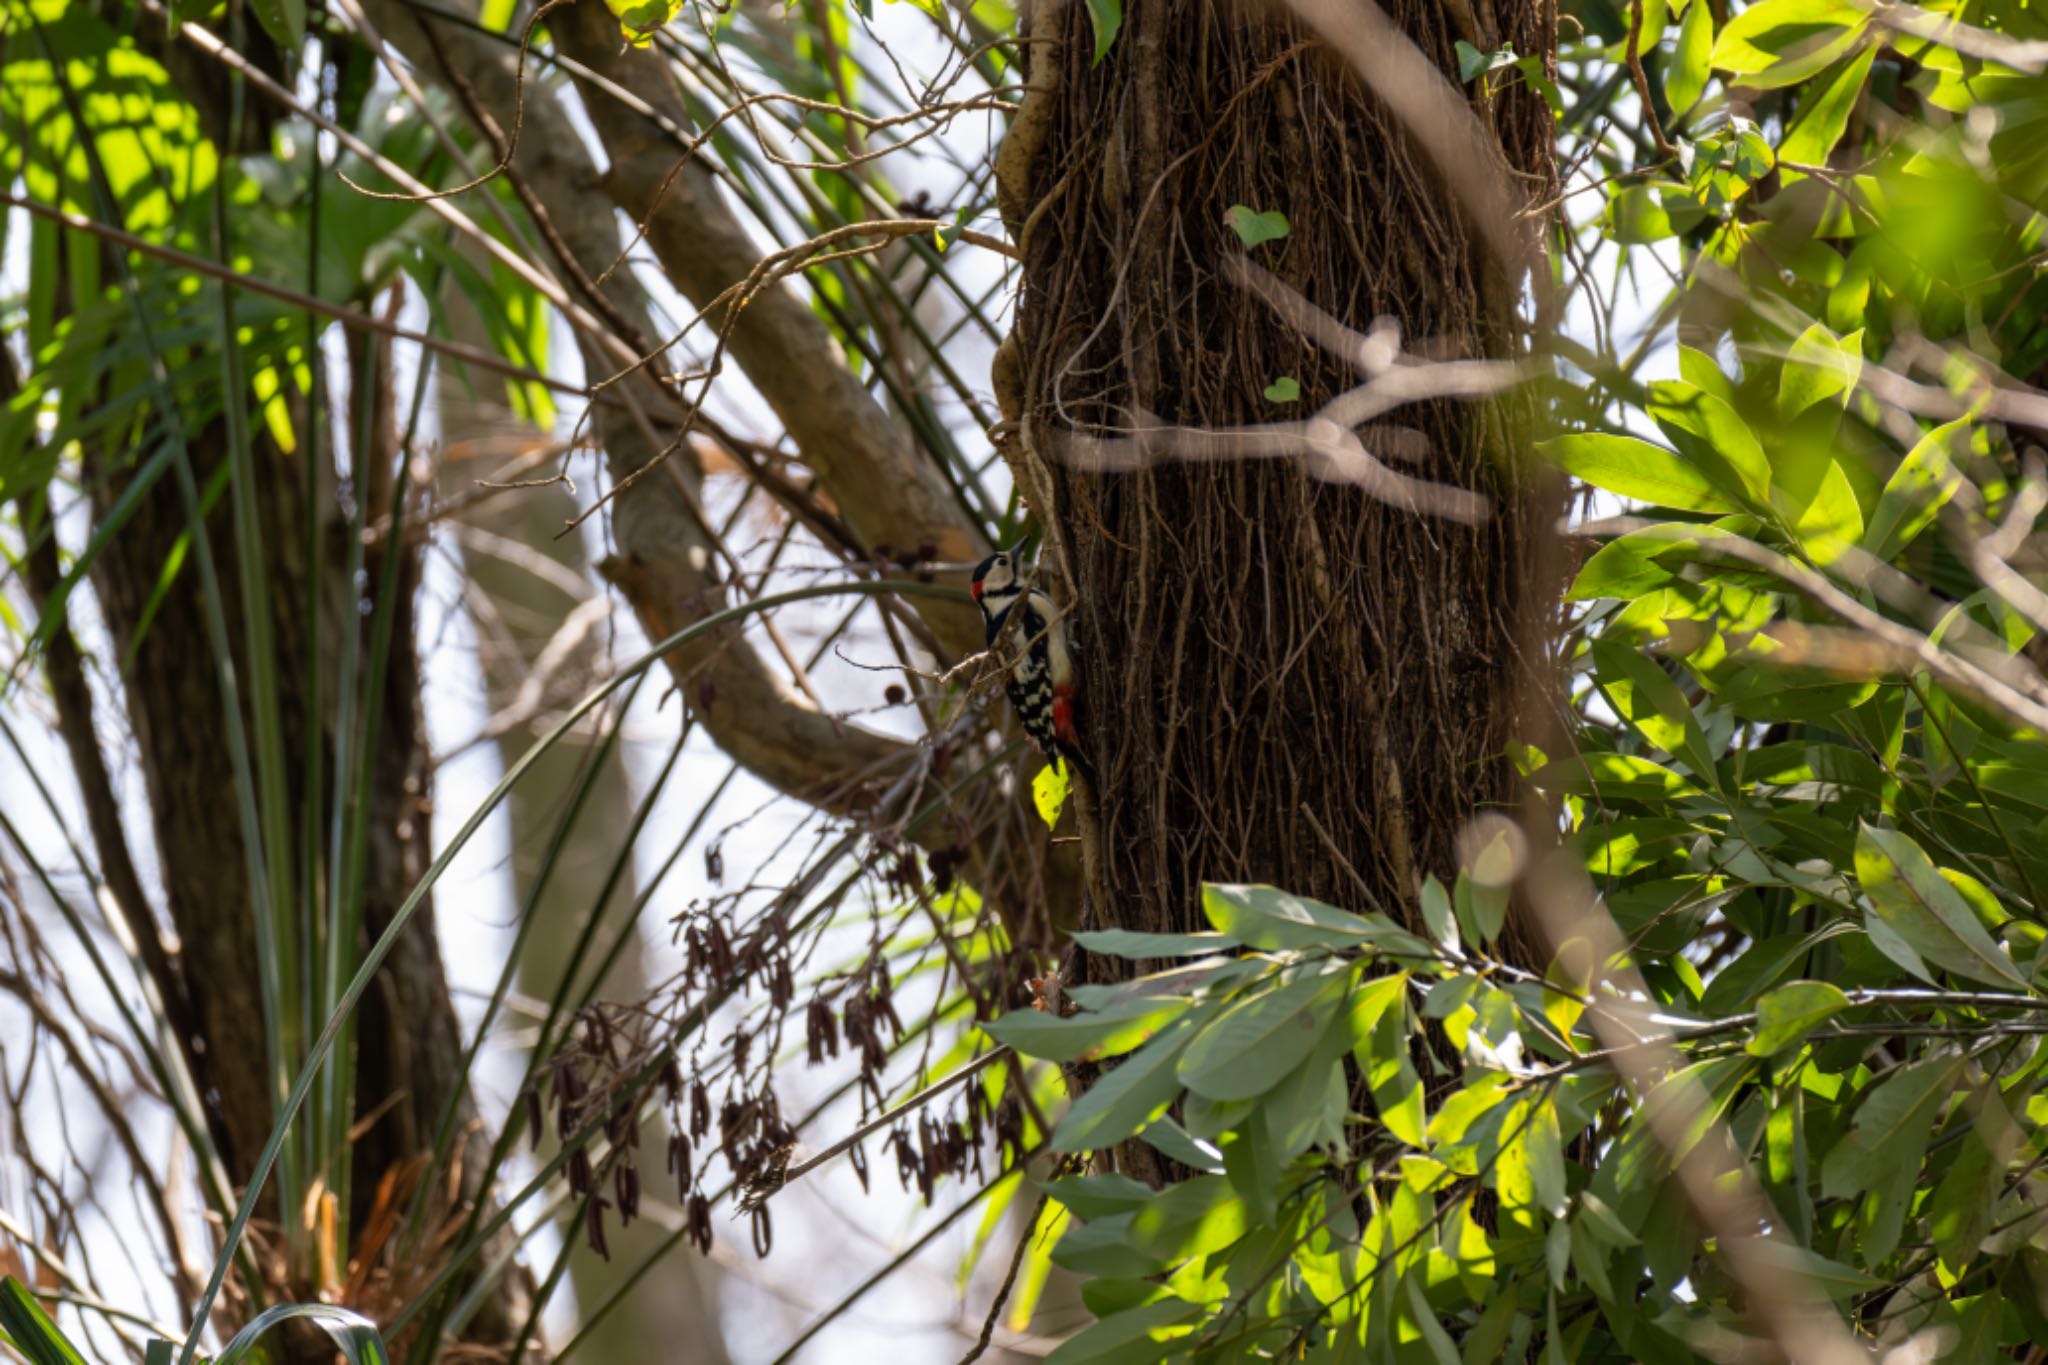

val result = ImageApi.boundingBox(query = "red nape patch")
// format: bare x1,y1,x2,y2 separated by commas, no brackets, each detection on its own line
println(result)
1052,690,1076,746
970,579,983,601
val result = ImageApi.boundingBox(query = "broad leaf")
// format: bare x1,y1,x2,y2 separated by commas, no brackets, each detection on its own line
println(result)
1855,824,2028,989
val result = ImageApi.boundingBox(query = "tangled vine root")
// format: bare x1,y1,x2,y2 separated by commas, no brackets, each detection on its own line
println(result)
999,0,1558,965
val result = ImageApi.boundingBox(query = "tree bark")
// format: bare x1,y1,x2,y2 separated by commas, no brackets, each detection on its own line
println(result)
997,0,1556,954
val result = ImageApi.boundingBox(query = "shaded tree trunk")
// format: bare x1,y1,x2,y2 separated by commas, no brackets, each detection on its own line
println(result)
996,0,1556,962
72,319,529,1352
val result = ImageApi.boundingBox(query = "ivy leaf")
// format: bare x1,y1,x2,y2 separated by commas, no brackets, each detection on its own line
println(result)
1455,39,1519,82
1855,823,2029,990
1225,205,1291,248
1746,980,1851,1055
1262,376,1300,403
605,0,681,43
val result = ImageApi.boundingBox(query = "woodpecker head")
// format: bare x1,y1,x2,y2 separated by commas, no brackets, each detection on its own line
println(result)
970,543,1027,618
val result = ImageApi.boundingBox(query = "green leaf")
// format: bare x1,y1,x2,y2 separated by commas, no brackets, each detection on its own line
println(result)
1930,1130,1998,1274
1050,1008,1209,1152
1455,40,1519,81
1262,376,1300,403
1537,433,1738,513
1746,980,1850,1055
1861,417,1966,562
1526,1097,1568,1219
1647,381,1771,506
1364,995,1426,1146
1591,637,1720,781
1738,1241,1884,1297
1033,760,1071,828
0,1280,88,1365
1083,0,1123,64
1527,751,1702,802
216,1300,390,1364
1042,1173,1158,1220
1224,205,1290,248
1201,883,1394,952
245,0,306,51
1667,0,1715,114
1709,0,1867,88
1045,1297,1201,1364
986,997,1190,1062
1176,967,1345,1101
1780,45,1877,166
1820,1053,1962,1199
605,0,680,42
1855,823,2029,989
1137,1118,1224,1172
1069,929,1233,959
1776,323,1864,417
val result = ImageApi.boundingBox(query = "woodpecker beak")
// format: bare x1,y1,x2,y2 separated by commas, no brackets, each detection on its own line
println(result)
1007,537,1029,559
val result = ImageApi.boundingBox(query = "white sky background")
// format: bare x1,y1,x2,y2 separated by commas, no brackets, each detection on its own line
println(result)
0,14,1682,1363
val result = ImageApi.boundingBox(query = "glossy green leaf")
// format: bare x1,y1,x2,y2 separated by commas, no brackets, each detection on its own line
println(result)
1177,968,1344,1101
1746,980,1850,1055
1780,45,1877,166
986,996,1190,1062
1068,929,1234,959
1667,0,1715,114
1224,205,1290,248
1050,1008,1210,1152
1856,823,2029,989
1861,417,1967,562
1537,433,1738,513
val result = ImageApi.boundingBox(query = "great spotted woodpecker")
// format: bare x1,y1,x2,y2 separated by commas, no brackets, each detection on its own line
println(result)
971,546,1095,787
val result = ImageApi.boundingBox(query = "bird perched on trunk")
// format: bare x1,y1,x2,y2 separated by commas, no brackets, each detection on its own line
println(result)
971,546,1095,787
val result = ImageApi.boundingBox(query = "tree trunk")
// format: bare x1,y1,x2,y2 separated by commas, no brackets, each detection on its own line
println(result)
76,324,528,1351
996,0,1555,955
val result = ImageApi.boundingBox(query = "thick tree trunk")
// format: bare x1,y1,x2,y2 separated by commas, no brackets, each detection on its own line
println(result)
997,0,1555,951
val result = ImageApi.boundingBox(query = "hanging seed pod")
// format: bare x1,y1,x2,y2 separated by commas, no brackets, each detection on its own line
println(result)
705,844,724,884
660,1054,683,1105
566,1144,593,1196
687,1192,714,1254
615,1161,640,1225
586,1195,611,1260
751,1204,774,1258
524,1088,544,1153
690,1081,711,1139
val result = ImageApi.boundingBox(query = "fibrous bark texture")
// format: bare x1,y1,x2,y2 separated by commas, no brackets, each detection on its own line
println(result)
1000,0,1555,950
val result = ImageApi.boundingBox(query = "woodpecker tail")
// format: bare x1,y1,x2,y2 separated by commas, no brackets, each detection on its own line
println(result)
1054,740,1097,790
